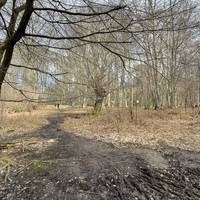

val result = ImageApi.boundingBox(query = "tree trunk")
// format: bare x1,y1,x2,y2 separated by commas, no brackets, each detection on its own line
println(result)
0,46,14,93
198,60,200,106
107,93,111,107
94,96,104,113
82,96,87,108
0,0,34,94
0,0,7,10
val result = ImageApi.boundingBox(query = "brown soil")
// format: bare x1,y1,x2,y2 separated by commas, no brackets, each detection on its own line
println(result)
0,108,200,200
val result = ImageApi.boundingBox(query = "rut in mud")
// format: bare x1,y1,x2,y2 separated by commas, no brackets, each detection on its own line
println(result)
0,112,200,200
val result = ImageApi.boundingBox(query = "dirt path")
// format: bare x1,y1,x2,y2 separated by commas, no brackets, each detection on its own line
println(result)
0,112,200,199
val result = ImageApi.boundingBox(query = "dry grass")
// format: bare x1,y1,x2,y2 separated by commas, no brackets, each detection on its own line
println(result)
1,106,199,163
0,107,56,153
62,107,200,151
0,106,199,199
0,107,59,181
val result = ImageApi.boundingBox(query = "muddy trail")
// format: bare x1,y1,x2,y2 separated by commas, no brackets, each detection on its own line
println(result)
0,112,200,200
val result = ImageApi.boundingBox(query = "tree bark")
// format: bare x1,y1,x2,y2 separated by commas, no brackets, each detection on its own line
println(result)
94,96,104,113
0,46,14,93
0,0,34,93
0,0,6,10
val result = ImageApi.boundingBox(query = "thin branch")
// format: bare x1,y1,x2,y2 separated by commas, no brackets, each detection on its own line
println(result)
33,5,126,16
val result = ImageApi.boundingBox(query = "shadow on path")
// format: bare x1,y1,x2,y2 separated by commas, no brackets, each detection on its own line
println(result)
0,112,200,200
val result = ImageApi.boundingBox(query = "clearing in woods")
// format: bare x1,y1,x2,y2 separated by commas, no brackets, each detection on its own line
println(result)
0,107,200,199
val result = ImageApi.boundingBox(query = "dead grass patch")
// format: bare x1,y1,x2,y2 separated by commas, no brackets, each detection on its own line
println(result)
61,107,200,151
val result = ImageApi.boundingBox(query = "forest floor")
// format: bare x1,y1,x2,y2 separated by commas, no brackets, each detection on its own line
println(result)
0,107,200,200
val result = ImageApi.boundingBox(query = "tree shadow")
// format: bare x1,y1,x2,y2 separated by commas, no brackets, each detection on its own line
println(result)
0,112,200,200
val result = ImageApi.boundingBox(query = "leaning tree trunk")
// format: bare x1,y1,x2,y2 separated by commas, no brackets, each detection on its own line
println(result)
0,46,14,93
0,0,34,94
0,0,7,10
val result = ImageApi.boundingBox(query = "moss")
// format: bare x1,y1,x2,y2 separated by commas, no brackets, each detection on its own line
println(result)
29,118,45,126
29,158,70,173
29,160,48,173
88,108,98,116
